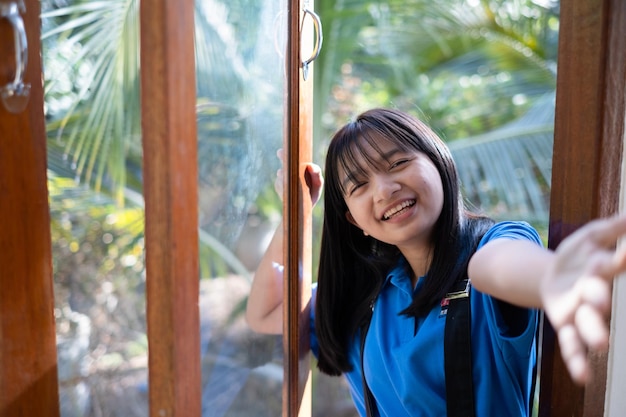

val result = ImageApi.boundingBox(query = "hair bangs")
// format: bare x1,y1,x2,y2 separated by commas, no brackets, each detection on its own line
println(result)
333,130,410,196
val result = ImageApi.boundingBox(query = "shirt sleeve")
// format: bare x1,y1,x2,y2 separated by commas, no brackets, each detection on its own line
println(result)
478,221,543,248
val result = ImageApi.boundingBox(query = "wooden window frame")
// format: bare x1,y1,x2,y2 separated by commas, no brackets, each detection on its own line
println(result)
284,2,315,416
139,0,201,416
538,0,626,416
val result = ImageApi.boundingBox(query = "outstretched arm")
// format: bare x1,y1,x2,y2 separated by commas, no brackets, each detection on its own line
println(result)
245,150,323,334
469,214,626,384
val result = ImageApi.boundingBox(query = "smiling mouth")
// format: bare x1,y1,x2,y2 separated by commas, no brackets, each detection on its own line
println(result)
382,200,416,220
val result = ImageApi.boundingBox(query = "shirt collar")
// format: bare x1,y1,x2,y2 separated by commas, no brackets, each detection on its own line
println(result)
384,257,426,294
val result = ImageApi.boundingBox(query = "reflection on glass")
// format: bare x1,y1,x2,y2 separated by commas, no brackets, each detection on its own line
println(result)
196,1,287,416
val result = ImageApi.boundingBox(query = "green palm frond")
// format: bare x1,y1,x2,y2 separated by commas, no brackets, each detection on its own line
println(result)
371,0,557,110
42,0,140,205
449,93,554,223
314,0,376,145
42,0,262,206
313,0,558,140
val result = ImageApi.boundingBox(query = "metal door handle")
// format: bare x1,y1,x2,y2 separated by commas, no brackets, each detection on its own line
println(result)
300,8,322,81
1,1,30,113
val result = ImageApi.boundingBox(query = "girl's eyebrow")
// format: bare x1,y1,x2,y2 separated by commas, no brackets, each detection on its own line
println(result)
340,149,402,189
341,172,359,189
380,148,401,161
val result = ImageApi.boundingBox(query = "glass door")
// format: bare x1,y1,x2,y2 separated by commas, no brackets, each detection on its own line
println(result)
195,0,315,415
43,0,316,415
195,1,288,415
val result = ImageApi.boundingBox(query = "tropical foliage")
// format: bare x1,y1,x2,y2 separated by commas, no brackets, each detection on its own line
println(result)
43,0,141,204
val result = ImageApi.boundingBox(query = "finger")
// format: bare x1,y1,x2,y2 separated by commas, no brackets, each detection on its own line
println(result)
613,246,626,275
579,276,612,316
276,148,284,164
542,277,583,329
557,324,589,384
583,214,626,248
574,303,609,351
590,250,626,283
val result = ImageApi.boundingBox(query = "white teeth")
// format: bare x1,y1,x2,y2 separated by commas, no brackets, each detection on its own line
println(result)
383,200,414,220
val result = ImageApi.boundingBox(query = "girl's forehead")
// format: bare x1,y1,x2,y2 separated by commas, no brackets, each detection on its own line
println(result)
346,134,402,160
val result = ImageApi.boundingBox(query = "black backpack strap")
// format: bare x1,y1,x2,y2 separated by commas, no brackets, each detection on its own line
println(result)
444,278,476,417
360,300,377,417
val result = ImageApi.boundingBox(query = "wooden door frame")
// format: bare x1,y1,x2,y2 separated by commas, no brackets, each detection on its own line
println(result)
140,0,201,416
0,0,60,415
284,1,315,416
539,0,626,415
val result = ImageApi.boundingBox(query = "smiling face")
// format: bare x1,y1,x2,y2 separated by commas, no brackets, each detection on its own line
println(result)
339,135,445,252
323,109,463,271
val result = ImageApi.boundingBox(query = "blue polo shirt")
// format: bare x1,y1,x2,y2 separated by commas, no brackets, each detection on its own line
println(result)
310,221,542,416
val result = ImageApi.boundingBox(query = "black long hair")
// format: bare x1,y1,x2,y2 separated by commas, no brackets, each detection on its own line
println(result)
315,108,494,376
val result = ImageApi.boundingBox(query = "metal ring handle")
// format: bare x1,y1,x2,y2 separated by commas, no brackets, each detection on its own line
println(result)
1,1,31,113
300,8,323,81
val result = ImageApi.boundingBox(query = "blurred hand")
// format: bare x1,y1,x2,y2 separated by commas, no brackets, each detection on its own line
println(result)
540,214,626,384
274,149,285,200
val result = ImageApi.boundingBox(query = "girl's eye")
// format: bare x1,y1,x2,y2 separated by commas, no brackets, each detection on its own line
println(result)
348,182,366,195
390,159,409,169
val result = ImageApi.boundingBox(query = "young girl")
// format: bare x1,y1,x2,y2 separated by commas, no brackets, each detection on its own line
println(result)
246,108,626,416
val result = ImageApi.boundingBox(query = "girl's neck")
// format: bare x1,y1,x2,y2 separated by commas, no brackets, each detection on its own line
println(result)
398,245,433,286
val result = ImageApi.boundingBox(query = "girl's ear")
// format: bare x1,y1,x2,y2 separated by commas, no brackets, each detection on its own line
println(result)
345,210,359,228
346,211,368,236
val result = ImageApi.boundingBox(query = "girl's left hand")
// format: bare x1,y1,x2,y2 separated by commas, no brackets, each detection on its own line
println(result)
541,214,626,384
275,148,324,206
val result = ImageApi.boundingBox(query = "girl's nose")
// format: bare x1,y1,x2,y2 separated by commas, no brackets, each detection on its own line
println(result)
373,175,400,202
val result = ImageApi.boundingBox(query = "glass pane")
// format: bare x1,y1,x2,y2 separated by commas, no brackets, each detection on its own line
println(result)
195,1,288,416
44,0,289,415
43,1,148,416
41,0,288,414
